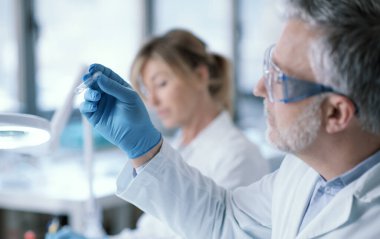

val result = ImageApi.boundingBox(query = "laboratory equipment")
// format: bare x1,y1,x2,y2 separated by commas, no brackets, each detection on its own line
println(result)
23,230,36,239
75,71,102,94
82,117,105,239
50,68,105,237
0,113,51,150
47,217,60,234
0,69,108,238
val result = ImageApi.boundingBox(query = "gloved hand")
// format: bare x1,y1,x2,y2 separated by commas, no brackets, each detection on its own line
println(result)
45,226,87,239
80,63,161,159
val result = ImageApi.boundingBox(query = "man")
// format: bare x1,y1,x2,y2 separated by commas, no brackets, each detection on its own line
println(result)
77,0,380,238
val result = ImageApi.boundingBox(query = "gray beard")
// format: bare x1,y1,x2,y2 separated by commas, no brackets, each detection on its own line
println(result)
265,97,323,154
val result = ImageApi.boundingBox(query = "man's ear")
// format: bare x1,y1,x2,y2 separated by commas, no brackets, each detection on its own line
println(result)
324,95,356,134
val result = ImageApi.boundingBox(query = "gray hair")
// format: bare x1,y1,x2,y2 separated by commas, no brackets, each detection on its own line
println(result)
283,0,380,135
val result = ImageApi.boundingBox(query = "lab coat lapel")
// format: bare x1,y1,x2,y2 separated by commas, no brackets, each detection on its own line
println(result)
296,191,353,238
273,164,318,238
297,162,380,238
285,169,318,237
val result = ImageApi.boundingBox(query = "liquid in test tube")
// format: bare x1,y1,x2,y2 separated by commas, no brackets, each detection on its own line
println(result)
75,71,102,94
46,217,60,235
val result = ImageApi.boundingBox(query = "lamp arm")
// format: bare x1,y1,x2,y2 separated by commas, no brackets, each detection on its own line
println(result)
49,69,85,152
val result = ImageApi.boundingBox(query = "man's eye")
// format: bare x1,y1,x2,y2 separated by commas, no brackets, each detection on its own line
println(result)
273,73,282,84
156,80,167,87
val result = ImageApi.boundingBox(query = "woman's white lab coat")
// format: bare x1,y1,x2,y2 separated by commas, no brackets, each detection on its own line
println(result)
116,111,269,238
116,141,380,239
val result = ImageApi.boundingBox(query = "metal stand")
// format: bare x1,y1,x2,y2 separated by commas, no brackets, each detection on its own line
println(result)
82,116,105,239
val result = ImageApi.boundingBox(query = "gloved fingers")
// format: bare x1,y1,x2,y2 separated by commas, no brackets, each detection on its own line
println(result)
81,72,102,92
82,72,93,82
89,63,132,89
97,75,138,103
84,88,101,102
80,110,96,126
80,101,98,113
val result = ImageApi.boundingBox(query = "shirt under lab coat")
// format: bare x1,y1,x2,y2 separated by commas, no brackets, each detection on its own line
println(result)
116,140,380,239
115,111,269,239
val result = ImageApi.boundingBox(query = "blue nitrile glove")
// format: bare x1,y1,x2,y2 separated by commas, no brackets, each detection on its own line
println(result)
45,226,87,239
80,63,161,159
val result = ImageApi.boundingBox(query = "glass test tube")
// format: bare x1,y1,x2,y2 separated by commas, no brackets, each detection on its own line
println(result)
75,71,102,94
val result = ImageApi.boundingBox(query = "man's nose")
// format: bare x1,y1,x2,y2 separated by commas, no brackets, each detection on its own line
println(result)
253,76,267,99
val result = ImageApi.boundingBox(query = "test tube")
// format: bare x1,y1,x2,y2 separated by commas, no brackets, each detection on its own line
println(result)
47,217,60,234
75,71,102,94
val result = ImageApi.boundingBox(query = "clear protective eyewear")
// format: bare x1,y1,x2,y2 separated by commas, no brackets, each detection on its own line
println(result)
263,44,342,103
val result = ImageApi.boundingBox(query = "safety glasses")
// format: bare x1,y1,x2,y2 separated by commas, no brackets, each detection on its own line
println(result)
263,45,342,103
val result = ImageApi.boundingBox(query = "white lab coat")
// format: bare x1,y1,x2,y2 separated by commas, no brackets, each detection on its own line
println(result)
116,141,380,239
115,111,269,239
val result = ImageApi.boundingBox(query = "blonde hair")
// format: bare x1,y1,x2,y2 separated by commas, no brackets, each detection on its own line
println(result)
130,29,234,115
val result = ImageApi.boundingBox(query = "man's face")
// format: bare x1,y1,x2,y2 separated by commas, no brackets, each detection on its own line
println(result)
256,19,324,154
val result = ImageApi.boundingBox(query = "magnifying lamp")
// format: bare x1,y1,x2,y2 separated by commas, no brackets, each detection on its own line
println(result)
0,69,104,237
0,113,51,150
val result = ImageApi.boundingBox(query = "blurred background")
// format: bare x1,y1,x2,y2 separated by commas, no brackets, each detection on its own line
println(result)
0,0,284,238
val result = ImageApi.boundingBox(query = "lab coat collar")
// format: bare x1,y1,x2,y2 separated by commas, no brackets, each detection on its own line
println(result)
353,160,380,202
287,166,319,237
173,111,232,157
298,189,354,238
297,159,380,238
187,110,231,146
272,155,319,238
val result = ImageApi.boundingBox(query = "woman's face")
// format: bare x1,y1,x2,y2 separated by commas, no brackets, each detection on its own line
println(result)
140,58,202,128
